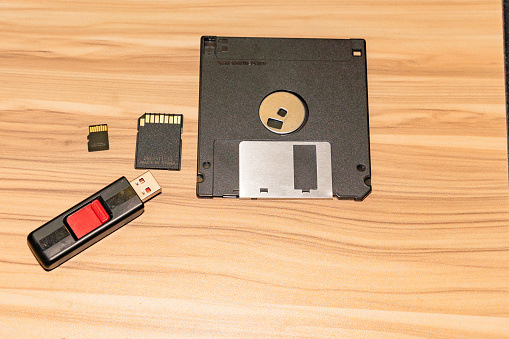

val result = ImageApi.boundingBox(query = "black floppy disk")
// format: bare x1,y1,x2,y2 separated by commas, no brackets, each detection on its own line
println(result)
197,36,371,200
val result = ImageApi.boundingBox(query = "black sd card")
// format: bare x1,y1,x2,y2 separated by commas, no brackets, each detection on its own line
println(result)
88,124,109,152
135,113,183,170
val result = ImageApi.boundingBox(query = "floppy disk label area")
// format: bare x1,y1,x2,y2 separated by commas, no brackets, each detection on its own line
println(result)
239,141,332,198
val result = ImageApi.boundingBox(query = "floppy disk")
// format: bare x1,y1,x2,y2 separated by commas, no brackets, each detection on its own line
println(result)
197,36,371,200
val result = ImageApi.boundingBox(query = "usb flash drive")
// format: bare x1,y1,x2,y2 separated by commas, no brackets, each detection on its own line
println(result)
27,171,161,270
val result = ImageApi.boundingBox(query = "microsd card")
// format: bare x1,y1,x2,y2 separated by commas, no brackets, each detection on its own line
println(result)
135,113,183,170
88,124,109,152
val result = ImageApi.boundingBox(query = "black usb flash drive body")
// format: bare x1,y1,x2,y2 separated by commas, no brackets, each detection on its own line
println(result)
27,172,161,270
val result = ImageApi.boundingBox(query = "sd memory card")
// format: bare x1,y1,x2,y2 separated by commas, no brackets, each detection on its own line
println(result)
88,124,109,152
135,113,183,170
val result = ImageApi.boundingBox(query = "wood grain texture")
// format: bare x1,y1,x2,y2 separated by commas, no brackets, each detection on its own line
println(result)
1,0,508,337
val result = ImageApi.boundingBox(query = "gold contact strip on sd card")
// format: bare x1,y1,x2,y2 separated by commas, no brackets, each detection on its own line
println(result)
139,114,181,127
89,125,108,133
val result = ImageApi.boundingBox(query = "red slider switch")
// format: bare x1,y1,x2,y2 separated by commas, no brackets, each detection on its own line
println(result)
66,199,110,239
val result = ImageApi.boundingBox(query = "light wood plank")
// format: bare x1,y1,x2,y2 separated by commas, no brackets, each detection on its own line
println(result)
0,0,507,337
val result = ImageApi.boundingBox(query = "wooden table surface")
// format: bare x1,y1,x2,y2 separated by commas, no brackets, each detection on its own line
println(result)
1,1,508,337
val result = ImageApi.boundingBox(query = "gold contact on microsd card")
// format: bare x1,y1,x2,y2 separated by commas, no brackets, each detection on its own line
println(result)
87,124,109,152
135,113,183,170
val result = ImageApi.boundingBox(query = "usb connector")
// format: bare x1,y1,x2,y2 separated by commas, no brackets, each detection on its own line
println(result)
130,171,162,203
